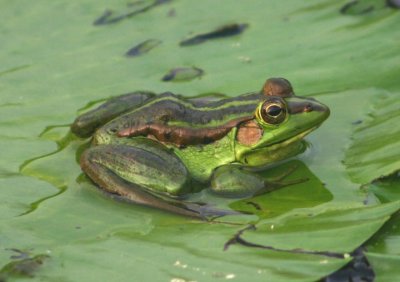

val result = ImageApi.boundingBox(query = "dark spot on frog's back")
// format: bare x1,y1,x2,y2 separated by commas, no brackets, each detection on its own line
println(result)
125,39,162,57
179,23,248,46
162,67,204,82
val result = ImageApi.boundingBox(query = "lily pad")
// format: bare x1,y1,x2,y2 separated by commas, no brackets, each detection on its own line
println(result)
239,201,400,253
344,93,400,184
1,0,400,281
362,176,400,281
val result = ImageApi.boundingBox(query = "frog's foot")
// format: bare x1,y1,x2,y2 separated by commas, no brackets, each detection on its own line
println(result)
210,164,308,198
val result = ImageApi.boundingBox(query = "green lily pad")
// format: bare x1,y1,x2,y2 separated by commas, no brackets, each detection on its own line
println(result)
1,0,400,281
239,201,400,253
362,176,400,281
344,93,400,184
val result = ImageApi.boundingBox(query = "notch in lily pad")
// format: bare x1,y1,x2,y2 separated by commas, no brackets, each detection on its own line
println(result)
180,23,248,46
162,67,204,82
125,39,162,57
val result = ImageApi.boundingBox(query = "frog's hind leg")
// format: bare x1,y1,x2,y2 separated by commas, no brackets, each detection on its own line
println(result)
79,143,205,217
71,91,156,137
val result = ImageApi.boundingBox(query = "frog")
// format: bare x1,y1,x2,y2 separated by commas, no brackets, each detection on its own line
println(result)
71,78,330,218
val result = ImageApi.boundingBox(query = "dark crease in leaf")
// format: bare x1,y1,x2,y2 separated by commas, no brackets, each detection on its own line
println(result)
125,39,162,57
224,225,346,258
180,23,248,46
93,0,171,26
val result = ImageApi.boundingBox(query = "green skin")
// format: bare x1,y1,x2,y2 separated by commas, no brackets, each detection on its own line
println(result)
71,78,330,218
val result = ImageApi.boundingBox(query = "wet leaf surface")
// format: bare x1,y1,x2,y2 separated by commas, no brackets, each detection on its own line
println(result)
1,1,400,281
344,93,400,184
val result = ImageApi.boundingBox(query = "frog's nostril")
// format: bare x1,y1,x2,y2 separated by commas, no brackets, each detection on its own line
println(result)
304,103,313,112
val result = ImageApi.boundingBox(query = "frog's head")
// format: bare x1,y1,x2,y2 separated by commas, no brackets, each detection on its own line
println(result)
234,78,330,166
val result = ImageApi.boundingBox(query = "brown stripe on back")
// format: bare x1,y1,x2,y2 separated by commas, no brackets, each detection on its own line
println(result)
118,116,254,146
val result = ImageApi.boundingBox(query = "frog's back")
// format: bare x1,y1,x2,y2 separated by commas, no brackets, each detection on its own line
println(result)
95,91,263,147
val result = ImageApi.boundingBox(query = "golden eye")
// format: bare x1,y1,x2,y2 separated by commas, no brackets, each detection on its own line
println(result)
260,98,287,125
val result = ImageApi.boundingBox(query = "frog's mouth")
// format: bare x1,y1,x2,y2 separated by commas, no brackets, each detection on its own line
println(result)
254,126,318,152
267,126,318,149
236,126,318,166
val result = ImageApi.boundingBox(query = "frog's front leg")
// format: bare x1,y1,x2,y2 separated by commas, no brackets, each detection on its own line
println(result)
210,164,307,198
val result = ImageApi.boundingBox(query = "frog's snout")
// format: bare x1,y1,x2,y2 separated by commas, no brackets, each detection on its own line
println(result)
316,102,330,121
303,102,330,117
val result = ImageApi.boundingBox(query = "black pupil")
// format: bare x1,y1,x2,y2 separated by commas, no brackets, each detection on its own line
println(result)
267,105,282,117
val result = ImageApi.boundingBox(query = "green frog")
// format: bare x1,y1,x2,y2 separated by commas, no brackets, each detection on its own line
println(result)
71,78,330,218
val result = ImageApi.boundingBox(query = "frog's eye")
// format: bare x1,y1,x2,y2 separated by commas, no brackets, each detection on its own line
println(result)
259,98,287,125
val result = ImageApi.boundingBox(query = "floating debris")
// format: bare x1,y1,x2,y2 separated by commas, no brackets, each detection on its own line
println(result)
125,39,162,57
180,23,248,46
94,0,171,26
162,67,204,82
0,254,49,280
